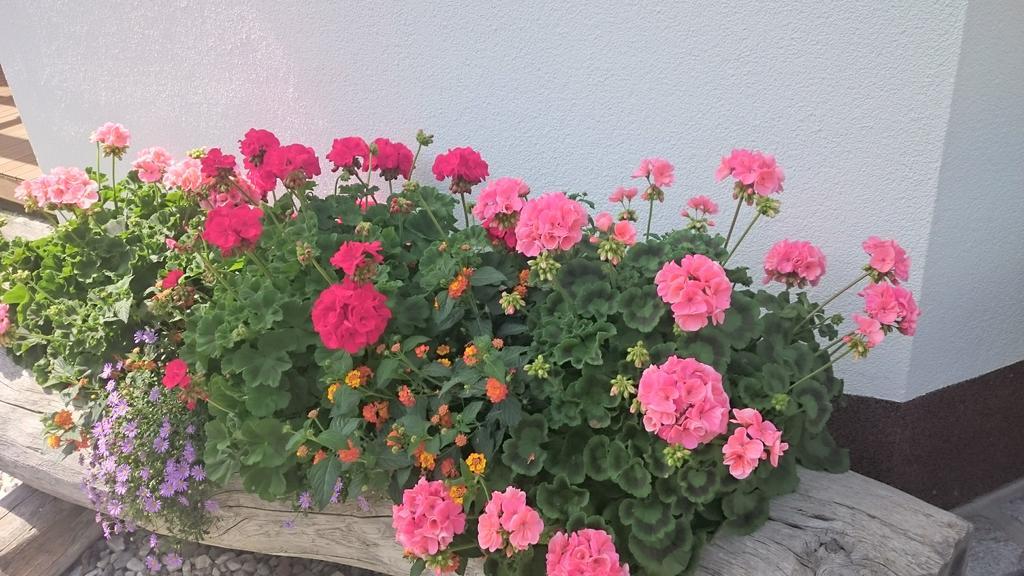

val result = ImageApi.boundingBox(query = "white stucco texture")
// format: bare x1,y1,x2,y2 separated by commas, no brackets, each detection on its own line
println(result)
2,1,1019,401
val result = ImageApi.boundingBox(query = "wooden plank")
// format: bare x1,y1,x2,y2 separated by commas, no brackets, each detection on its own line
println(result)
0,484,100,576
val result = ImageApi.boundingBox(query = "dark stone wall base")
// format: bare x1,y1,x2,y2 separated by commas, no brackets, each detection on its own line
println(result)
830,360,1024,509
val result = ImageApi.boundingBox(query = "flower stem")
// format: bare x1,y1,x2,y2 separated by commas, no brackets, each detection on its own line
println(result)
721,212,761,265
825,332,851,351
333,174,344,196
723,194,744,249
95,144,101,182
459,192,471,228
415,187,446,237
790,348,852,390
309,257,336,286
205,397,236,417
793,271,871,333
111,156,118,212
248,252,274,280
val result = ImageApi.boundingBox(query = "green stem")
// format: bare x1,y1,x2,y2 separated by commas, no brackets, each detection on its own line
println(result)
415,187,446,237
459,192,471,228
825,332,852,351
723,194,744,249
722,212,761,265
790,348,851,390
95,144,101,182
111,156,118,211
793,271,871,333
333,174,344,196
645,194,655,240
205,397,236,417
197,243,233,291
248,252,274,280
310,257,336,285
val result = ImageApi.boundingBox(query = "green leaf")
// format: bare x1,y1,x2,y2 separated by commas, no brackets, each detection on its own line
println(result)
308,456,343,508
376,357,400,387
501,414,549,476
470,266,508,287
536,474,590,520
2,283,28,304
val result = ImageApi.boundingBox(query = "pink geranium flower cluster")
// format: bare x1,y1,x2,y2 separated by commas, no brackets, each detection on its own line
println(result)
762,239,827,288
715,149,785,196
201,204,264,256
368,138,414,181
591,212,637,265
862,236,910,283
637,356,730,449
90,122,131,157
513,192,588,257
0,303,10,337
311,278,391,354
330,240,383,277
391,478,467,558
546,529,630,576
472,177,530,248
433,147,489,194
858,282,920,336
131,147,174,183
162,158,204,193
161,359,191,390
237,129,321,194
14,166,100,210
477,487,544,555
654,254,732,331
326,137,370,172
722,408,788,480
632,157,675,189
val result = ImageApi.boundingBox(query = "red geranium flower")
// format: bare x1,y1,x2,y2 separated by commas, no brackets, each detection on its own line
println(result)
201,205,264,256
327,137,370,172
311,279,391,353
162,358,191,390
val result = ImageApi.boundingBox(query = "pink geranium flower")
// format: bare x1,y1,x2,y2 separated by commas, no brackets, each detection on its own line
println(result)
327,136,370,172
367,138,414,181
546,529,629,576
161,269,185,289
0,303,10,336
859,282,920,335
311,279,391,354
162,359,191,390
432,147,489,190
90,122,131,157
17,167,100,210
391,478,466,558
609,186,638,203
330,240,384,276
850,313,885,348
131,147,174,183
472,177,530,248
594,212,614,232
513,192,588,257
637,356,730,449
263,143,321,187
715,149,785,196
654,254,732,331
687,195,719,215
762,239,827,288
722,428,764,479
477,487,544,555
862,236,910,283
612,220,636,246
201,205,264,256
632,157,675,188
162,158,205,193
200,148,237,179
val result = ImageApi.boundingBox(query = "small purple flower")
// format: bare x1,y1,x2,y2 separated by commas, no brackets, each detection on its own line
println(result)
356,495,371,513
148,533,159,549
282,518,296,530
100,362,115,379
177,495,190,507
139,467,151,481
185,423,196,435
145,555,162,572
148,387,161,402
107,500,123,516
152,437,169,453
142,496,161,514
162,552,183,570
204,499,220,513
122,420,138,439
134,328,158,345
297,491,313,511
104,379,117,392
190,465,206,481
159,419,172,439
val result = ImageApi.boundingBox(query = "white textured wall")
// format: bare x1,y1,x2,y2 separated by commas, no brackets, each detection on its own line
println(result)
905,1,1024,399
1,1,999,401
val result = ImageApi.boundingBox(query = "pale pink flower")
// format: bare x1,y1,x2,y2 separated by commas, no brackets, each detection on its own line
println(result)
862,236,910,283
49,167,100,209
0,303,10,336
90,122,131,155
477,487,543,555
761,421,789,467
632,157,674,188
162,158,205,193
132,147,174,183
722,428,764,480
654,254,732,331
859,282,920,335
762,239,827,288
609,186,638,203
473,177,530,247
637,356,730,449
546,529,629,576
391,478,466,558
730,408,765,438
612,220,636,246
594,212,614,232
715,149,784,195
513,192,588,257
851,314,884,348
687,195,719,214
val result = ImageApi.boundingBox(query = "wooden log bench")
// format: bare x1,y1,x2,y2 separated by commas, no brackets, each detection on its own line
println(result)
0,483,100,576
0,348,972,576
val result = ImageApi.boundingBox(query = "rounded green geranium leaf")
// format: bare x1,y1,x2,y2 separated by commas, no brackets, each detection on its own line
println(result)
500,414,549,476
617,285,666,333
536,474,590,520
614,457,652,498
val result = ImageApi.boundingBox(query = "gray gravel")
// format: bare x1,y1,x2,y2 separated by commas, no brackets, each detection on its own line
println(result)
62,529,386,576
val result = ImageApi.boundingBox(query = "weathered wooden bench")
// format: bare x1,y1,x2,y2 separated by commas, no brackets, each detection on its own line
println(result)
0,349,971,576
